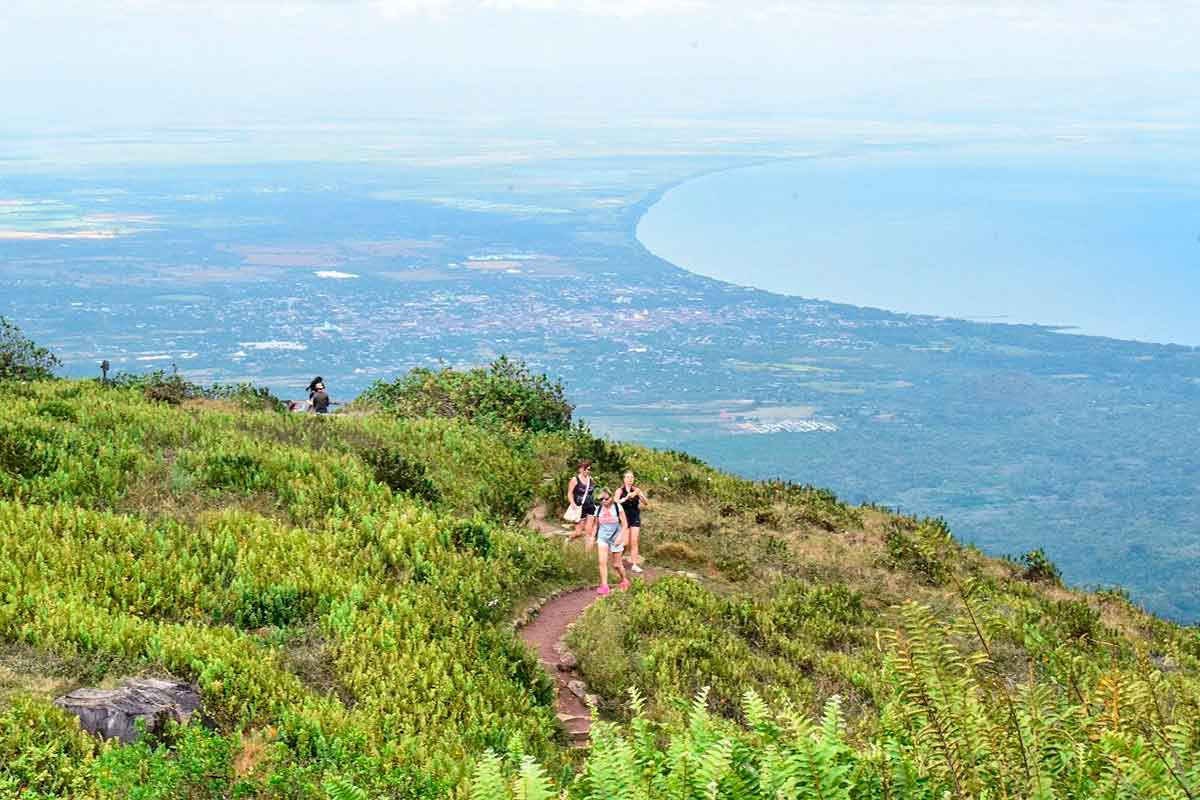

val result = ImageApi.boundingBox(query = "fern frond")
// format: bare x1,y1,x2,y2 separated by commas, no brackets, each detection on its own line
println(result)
471,751,510,800
743,688,771,736
511,755,554,800
324,776,369,800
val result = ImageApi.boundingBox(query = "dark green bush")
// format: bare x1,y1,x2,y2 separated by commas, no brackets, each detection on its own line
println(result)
207,382,286,413
233,583,307,629
1017,548,1063,585
449,518,493,558
359,357,573,434
766,581,868,649
570,432,626,482
109,370,284,411
479,480,532,522
1041,598,1102,642
35,399,78,423
199,452,266,492
109,370,198,406
0,421,63,478
0,316,59,382
363,447,441,504
884,519,948,585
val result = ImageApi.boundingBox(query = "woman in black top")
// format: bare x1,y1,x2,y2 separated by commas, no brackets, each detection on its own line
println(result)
306,376,324,400
566,460,597,550
615,470,648,573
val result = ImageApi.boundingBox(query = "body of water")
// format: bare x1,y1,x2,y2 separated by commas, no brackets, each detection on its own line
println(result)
637,154,1200,346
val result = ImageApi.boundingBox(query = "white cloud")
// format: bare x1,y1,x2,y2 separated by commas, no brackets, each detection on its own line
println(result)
4,0,1198,128
369,0,458,19
365,0,714,18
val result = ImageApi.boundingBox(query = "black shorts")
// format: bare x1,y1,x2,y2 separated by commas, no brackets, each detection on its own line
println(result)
581,500,596,517
622,504,641,528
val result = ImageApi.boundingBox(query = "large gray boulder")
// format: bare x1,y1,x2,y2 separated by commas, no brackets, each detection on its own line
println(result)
54,678,202,743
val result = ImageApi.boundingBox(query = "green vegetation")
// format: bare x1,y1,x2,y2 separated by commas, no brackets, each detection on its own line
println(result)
107,369,286,412
1014,547,1063,585
357,356,573,434
2,359,1200,798
0,317,59,383
0,377,576,797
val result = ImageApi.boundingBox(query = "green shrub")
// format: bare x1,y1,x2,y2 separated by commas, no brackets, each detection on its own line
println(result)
1016,548,1062,585
0,316,59,382
92,722,241,799
199,452,267,493
0,421,63,479
108,370,284,412
883,517,952,585
449,519,493,558
206,382,286,413
35,400,78,423
358,357,572,434
109,370,199,406
1094,585,1132,604
233,583,307,629
1041,598,1102,642
765,581,868,649
363,447,441,504
0,696,100,798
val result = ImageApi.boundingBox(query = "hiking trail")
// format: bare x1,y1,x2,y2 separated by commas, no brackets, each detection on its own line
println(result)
518,504,666,746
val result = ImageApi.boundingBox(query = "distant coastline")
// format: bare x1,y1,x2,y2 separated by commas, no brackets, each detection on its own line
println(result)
632,156,1200,348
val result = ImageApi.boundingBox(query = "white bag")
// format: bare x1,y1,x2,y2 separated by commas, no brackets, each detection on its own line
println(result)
563,503,583,523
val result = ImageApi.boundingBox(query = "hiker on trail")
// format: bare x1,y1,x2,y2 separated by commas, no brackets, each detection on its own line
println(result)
615,470,649,574
307,376,324,401
566,460,596,548
593,488,629,596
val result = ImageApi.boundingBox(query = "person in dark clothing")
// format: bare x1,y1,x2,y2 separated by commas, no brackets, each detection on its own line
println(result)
311,388,331,414
566,460,596,550
615,470,649,574
306,376,325,400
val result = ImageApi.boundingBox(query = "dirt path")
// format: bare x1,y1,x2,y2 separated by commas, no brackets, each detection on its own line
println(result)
524,503,570,538
520,586,597,744
519,505,664,745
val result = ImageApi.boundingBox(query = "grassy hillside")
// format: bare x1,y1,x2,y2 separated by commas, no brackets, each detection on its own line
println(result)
1,371,1199,799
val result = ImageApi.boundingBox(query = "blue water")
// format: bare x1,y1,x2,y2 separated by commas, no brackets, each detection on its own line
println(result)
637,155,1200,346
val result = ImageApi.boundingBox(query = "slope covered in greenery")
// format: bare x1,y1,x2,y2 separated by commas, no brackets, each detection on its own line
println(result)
1,365,1199,799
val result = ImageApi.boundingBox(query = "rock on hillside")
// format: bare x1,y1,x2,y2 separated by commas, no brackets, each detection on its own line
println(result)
54,678,202,743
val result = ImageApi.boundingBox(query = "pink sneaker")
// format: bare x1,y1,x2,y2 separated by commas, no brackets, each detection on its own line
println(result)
596,585,611,596
618,579,630,591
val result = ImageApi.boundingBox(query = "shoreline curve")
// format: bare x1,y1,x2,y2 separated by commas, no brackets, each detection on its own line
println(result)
628,159,1192,349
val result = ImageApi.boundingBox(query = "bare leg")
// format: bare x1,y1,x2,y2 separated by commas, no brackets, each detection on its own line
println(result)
628,526,641,565
571,519,586,541
585,516,596,552
598,543,610,588
611,551,627,585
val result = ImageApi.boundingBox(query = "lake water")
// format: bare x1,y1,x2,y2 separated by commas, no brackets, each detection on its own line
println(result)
637,154,1200,346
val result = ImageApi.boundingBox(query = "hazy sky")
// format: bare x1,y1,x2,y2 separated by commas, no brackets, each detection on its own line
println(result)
3,1,1199,129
